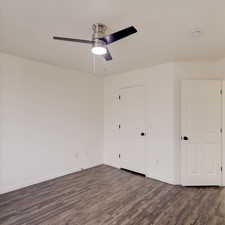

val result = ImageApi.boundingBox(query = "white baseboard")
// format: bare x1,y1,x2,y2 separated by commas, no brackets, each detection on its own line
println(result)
146,173,177,185
103,163,178,185
0,163,101,195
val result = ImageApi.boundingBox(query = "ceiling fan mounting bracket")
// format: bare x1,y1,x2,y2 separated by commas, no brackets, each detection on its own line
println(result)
92,23,107,34
92,23,107,39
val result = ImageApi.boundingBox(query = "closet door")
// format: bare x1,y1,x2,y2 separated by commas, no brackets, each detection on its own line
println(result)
118,86,146,174
181,80,222,186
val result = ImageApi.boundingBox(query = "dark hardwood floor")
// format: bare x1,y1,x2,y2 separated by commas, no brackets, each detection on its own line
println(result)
1,165,225,225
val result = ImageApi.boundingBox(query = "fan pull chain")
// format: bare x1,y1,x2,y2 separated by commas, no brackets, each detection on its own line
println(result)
93,54,96,74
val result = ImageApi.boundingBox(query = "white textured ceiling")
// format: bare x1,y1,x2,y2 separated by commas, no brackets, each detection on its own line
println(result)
1,0,225,76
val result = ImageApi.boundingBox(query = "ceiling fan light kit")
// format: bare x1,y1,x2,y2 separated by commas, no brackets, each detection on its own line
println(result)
91,39,107,55
53,23,137,61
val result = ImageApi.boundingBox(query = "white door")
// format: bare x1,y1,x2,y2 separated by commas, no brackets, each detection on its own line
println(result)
181,80,222,186
118,86,146,174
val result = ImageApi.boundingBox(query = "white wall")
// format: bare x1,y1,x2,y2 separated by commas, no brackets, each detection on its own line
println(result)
104,63,177,184
104,61,225,185
0,53,103,194
2,52,225,193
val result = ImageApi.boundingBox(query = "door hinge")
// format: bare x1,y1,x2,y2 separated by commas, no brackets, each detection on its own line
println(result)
220,89,223,95
221,166,223,172
118,124,121,129
118,95,121,100
220,128,223,133
119,154,121,159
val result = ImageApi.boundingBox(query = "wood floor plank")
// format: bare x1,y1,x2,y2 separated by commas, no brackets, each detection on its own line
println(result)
0,165,225,225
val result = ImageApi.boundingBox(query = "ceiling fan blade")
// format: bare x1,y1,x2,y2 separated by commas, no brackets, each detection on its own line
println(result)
103,48,112,61
53,36,94,44
99,26,137,45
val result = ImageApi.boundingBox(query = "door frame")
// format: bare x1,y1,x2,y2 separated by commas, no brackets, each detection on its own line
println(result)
117,85,148,175
222,81,225,186
180,80,223,186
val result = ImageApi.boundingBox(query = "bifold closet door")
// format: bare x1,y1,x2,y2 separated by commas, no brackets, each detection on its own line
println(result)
181,80,222,186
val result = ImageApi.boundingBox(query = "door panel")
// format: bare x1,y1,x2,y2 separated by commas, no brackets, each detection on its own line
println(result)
181,80,221,186
118,86,146,174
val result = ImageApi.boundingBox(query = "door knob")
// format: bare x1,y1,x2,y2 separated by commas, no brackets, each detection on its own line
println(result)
183,136,189,140
140,132,146,136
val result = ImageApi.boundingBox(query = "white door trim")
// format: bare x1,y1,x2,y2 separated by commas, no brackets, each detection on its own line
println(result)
222,81,225,186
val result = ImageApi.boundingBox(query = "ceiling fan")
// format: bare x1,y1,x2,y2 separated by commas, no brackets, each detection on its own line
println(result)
53,23,137,61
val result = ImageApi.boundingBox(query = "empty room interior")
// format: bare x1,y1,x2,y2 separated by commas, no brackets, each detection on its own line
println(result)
1,0,225,224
